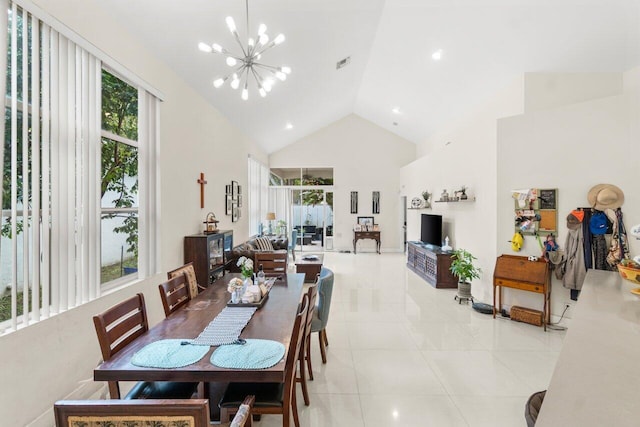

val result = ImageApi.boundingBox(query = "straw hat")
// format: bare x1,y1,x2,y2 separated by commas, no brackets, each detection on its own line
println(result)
587,184,624,210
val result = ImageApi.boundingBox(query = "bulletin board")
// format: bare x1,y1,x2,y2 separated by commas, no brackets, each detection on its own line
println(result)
514,188,558,236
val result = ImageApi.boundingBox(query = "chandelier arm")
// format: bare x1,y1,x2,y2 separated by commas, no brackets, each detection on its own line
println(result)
250,66,264,89
253,41,277,57
230,31,249,58
253,63,283,73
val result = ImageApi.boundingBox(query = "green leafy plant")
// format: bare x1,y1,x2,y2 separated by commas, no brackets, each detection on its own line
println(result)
449,249,481,283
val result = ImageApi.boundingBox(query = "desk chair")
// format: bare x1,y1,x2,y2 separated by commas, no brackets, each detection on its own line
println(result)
309,267,334,366
159,274,191,317
219,293,309,427
92,293,198,399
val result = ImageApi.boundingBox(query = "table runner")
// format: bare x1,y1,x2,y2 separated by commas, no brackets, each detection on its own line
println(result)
190,306,257,346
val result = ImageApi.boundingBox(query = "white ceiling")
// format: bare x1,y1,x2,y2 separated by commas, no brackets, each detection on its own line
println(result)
104,0,640,153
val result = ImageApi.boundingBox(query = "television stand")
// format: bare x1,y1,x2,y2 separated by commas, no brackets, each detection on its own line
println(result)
406,241,457,288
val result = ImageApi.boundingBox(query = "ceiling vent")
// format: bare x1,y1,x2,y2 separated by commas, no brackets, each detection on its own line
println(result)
336,56,351,70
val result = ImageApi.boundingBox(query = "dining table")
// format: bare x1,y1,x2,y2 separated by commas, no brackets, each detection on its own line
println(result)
94,272,305,388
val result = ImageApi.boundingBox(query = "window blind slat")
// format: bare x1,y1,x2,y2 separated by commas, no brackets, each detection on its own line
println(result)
10,2,18,330
49,28,59,314
0,0,8,296
21,7,29,325
41,22,50,318
30,13,40,321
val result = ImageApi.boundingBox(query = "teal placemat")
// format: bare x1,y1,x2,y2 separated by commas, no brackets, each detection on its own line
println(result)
210,339,285,369
131,339,209,368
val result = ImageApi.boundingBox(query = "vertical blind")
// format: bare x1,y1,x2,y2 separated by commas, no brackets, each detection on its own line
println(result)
0,1,161,333
248,156,269,236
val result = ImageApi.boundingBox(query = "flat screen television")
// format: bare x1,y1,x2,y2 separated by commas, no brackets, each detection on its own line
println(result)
421,214,442,247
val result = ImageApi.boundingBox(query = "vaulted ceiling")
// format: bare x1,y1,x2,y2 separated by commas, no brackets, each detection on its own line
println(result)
105,0,640,154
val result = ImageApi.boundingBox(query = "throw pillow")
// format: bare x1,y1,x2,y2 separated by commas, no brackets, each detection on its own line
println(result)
255,236,274,251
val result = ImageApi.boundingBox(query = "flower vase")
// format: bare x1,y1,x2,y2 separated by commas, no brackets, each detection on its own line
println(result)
231,288,243,304
243,277,253,294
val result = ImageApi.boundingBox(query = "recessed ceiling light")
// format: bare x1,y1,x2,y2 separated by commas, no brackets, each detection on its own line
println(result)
285,122,293,130
432,49,443,61
392,107,402,114
393,122,398,126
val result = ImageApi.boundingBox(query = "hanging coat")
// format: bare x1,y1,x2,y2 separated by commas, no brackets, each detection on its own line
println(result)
561,227,587,291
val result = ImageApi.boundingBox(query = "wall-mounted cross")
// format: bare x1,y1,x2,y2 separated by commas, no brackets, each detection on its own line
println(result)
197,172,207,209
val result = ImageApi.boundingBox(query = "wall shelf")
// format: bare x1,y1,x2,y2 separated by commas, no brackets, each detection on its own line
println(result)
434,197,476,203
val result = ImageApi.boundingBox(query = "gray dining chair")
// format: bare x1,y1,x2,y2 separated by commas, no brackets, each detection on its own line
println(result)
289,229,297,261
306,267,334,377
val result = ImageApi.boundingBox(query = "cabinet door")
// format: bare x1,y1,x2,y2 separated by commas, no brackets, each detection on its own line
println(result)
208,235,224,269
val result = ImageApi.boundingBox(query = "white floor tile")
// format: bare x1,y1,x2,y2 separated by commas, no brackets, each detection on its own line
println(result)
360,394,468,427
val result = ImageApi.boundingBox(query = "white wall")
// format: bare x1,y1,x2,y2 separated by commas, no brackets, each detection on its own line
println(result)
524,72,623,112
269,114,416,253
497,68,640,317
400,78,525,303
0,1,266,425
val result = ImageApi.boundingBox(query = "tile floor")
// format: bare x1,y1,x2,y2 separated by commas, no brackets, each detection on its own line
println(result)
248,252,564,427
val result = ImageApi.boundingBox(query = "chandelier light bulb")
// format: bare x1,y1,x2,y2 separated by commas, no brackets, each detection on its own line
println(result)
226,57,237,66
242,87,249,101
274,34,285,45
259,33,269,45
256,54,262,60
213,78,225,88
263,78,273,92
258,23,267,35
280,66,291,74
231,74,240,89
259,87,267,97
198,42,212,53
275,71,286,81
248,38,255,48
225,16,236,33
212,43,223,53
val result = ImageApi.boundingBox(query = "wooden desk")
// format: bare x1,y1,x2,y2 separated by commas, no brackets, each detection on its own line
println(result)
492,254,550,330
537,270,640,426
353,231,381,254
94,273,304,385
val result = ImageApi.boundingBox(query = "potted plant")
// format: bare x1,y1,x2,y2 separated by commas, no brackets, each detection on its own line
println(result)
450,249,481,304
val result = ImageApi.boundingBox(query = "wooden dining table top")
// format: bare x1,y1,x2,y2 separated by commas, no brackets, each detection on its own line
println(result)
94,272,305,384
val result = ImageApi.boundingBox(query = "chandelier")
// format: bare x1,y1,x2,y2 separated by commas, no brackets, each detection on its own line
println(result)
198,0,291,100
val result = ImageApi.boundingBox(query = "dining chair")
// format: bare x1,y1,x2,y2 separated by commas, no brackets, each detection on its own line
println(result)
219,293,309,427
159,273,191,317
309,267,334,365
92,293,198,399
297,282,318,406
167,262,204,299
54,396,256,427
289,229,297,261
254,250,288,277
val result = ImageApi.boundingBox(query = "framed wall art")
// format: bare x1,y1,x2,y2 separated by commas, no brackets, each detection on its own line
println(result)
351,191,358,214
372,191,380,214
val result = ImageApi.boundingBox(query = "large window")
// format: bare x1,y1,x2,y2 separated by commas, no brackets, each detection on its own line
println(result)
101,70,139,284
0,2,161,334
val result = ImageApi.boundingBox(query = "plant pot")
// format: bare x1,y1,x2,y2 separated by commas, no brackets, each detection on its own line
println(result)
455,281,474,304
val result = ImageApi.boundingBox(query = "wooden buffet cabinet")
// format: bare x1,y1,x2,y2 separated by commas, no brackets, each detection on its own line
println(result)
353,230,381,254
406,241,457,288
184,230,233,287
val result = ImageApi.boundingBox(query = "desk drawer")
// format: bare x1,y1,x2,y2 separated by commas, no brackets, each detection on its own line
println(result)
357,232,378,239
495,278,544,293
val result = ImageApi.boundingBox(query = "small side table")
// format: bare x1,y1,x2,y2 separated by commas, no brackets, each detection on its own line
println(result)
295,254,324,282
353,231,381,254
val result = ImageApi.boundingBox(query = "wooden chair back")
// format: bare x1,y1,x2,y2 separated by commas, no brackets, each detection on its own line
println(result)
168,262,201,299
159,274,191,317
230,395,256,427
54,399,211,427
297,283,318,405
93,293,149,398
254,250,288,276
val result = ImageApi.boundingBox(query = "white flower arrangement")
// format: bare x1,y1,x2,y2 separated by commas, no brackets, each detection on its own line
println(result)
236,256,254,278
227,277,244,293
